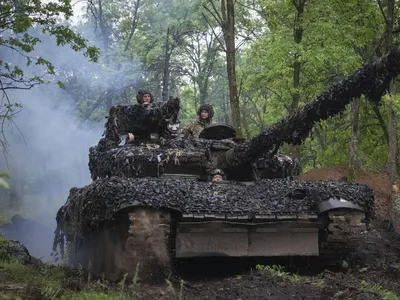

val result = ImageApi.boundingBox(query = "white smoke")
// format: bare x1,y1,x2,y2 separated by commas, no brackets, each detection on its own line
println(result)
0,19,120,261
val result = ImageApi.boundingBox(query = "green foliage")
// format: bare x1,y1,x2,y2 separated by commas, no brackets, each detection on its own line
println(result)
236,0,389,170
0,256,183,300
0,0,100,93
360,280,399,300
0,171,11,190
3,0,393,173
0,235,10,260
255,264,300,282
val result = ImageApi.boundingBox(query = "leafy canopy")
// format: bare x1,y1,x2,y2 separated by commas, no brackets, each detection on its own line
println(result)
0,0,100,97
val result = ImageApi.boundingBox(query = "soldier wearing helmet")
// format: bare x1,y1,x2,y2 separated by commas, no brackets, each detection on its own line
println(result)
136,89,154,105
210,169,225,182
181,103,214,138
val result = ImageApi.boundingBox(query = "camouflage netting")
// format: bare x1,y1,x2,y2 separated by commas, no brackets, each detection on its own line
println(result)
254,153,300,179
88,143,208,180
56,177,374,245
221,47,400,168
89,136,299,180
97,97,180,151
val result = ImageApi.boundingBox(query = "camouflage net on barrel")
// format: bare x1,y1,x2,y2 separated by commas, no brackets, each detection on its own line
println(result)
222,48,400,168
254,153,300,179
55,177,374,248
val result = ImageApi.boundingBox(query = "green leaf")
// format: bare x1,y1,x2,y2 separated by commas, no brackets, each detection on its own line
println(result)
0,171,11,179
0,178,10,190
57,81,66,90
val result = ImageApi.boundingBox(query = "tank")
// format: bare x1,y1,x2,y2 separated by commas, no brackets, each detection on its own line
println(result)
54,48,400,280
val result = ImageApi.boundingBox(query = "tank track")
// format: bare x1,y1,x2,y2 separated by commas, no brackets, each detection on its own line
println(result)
312,210,367,271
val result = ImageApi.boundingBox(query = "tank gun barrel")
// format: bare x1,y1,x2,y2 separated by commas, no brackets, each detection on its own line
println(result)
220,47,400,169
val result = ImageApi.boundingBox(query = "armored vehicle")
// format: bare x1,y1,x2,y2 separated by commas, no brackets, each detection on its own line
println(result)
54,48,400,280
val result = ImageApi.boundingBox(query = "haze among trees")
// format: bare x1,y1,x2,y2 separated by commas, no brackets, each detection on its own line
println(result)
0,0,399,201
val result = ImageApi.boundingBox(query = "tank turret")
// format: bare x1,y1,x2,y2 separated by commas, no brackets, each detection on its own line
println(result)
54,48,400,282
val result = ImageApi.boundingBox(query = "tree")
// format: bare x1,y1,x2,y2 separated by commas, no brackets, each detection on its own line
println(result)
0,0,99,148
202,0,242,137
181,29,220,105
380,0,397,186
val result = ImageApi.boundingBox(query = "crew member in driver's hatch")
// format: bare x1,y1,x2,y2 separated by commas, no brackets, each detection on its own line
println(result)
212,173,224,182
211,169,225,182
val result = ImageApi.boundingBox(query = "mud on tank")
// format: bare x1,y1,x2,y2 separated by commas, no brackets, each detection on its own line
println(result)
53,95,374,281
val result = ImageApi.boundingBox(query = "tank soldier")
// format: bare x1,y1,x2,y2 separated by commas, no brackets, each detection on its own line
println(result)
126,89,155,144
210,169,225,182
181,103,214,138
136,89,153,105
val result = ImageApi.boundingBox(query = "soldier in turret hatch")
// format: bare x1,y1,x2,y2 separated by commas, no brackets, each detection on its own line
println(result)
136,89,153,105
126,89,155,144
181,103,214,138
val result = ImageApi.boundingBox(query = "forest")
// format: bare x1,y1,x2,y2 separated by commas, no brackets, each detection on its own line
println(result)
1,0,400,299
1,0,398,180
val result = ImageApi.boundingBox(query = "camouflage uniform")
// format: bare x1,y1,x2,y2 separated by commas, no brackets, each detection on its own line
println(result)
181,103,214,138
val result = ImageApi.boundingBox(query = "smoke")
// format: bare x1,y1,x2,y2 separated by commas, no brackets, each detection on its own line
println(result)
0,86,103,261
0,19,120,261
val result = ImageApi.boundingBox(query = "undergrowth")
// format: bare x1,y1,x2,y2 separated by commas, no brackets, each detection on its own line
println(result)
255,264,300,282
360,280,399,300
0,236,183,300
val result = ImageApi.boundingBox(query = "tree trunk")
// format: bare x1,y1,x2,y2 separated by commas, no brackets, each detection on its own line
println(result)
222,93,229,123
162,29,171,102
222,0,242,137
98,0,109,64
371,104,389,143
193,78,198,109
241,100,251,139
384,0,397,186
289,0,306,168
388,92,397,184
199,78,209,105
349,97,361,182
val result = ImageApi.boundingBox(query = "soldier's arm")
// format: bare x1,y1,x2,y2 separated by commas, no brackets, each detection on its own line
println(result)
180,122,193,138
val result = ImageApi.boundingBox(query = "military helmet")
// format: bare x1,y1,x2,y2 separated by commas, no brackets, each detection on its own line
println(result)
197,103,214,119
136,89,153,104
210,168,224,176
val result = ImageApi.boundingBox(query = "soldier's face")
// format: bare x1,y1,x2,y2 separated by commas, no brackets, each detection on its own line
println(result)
143,94,151,104
213,174,223,182
200,110,209,119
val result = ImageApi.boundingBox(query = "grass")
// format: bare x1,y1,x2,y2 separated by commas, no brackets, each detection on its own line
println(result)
360,280,399,300
0,258,170,300
255,264,300,283
0,235,184,300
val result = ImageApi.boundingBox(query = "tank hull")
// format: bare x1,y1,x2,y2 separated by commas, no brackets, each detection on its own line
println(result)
58,203,367,280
